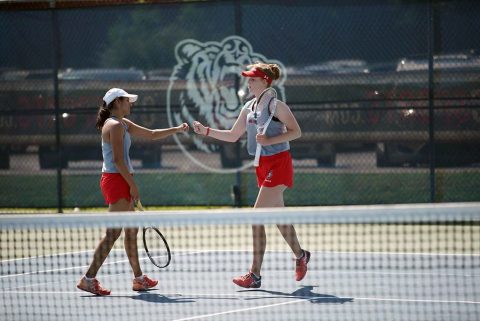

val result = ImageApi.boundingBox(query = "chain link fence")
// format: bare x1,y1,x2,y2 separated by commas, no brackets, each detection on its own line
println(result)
1,0,479,212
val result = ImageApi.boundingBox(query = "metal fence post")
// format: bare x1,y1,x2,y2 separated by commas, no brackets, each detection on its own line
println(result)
51,7,63,213
427,1,437,203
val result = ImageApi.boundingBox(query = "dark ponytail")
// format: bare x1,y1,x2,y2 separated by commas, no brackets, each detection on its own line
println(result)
96,102,111,131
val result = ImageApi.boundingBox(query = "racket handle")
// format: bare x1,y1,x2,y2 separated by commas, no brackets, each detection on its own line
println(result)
253,144,261,167
135,199,144,211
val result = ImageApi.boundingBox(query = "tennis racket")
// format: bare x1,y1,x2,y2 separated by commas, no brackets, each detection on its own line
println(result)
254,87,278,167
135,200,172,269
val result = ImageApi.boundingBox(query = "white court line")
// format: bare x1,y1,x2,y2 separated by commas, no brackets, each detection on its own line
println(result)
0,250,207,279
0,250,95,263
315,250,480,257
354,297,480,305
2,249,479,265
0,249,208,290
0,249,480,279
3,268,479,291
0,249,226,264
2,290,479,306
164,293,480,305
0,248,194,263
170,299,305,321
3,265,478,281
144,249,480,257
0,264,91,279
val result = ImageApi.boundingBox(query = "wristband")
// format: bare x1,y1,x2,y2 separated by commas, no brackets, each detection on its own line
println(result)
206,127,210,136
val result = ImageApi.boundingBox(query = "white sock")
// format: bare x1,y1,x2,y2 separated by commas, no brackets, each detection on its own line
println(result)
296,250,305,259
250,271,260,279
135,275,145,281
84,276,94,281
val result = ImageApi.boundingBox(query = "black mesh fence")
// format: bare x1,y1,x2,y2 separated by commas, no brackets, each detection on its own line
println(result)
0,0,479,211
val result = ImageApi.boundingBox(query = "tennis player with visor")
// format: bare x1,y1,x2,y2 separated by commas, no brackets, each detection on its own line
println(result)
193,62,310,288
76,88,189,295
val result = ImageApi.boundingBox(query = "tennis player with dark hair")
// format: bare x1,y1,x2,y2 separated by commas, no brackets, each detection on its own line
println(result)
192,62,310,288
76,88,189,296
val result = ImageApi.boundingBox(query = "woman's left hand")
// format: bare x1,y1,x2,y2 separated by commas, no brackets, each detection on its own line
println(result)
256,133,270,146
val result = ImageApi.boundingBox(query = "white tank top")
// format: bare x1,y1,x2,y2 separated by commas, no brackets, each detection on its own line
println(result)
101,117,134,173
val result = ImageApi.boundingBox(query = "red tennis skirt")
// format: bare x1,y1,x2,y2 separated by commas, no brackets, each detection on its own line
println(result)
100,173,132,205
255,151,293,188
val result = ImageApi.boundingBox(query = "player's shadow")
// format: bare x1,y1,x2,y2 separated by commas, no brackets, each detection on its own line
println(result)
240,286,353,304
131,292,196,304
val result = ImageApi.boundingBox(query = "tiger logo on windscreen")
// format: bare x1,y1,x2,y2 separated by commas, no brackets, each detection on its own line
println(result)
166,36,286,159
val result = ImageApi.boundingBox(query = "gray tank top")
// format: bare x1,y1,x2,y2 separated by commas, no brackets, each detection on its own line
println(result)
101,117,134,173
245,98,290,156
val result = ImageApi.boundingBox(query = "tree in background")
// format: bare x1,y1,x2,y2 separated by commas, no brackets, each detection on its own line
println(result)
100,6,232,70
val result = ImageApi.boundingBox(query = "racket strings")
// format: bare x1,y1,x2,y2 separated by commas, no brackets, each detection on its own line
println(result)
254,88,277,121
136,200,172,268
143,227,171,268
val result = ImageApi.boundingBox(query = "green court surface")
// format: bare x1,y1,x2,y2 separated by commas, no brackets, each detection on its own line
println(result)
1,170,479,209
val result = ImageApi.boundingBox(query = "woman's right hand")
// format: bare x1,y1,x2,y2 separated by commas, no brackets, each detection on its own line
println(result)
130,182,140,201
192,121,207,135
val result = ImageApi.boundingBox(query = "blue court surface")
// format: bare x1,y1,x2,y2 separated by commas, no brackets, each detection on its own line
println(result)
1,249,479,321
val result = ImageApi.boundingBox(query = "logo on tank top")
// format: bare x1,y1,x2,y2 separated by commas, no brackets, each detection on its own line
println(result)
166,36,286,173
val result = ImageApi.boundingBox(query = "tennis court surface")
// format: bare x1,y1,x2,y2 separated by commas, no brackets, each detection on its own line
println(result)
1,203,479,321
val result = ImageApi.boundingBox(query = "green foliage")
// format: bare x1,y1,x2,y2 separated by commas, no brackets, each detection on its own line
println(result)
100,6,232,69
